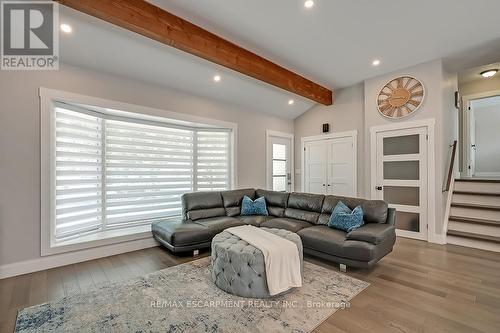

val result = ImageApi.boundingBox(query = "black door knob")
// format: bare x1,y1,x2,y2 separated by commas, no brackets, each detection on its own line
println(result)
376,186,383,191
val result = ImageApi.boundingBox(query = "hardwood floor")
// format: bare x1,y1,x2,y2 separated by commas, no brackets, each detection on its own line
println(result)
1,237,499,332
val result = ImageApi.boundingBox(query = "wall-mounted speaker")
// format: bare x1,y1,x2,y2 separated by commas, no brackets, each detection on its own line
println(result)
322,123,330,133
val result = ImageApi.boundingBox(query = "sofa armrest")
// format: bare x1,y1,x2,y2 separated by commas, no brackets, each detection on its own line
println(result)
386,207,396,226
346,223,396,245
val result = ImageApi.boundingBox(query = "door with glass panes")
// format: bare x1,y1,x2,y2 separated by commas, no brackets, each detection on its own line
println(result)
268,137,292,192
374,127,428,240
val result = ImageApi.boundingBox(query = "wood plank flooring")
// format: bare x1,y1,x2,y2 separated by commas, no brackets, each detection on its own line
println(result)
1,237,499,333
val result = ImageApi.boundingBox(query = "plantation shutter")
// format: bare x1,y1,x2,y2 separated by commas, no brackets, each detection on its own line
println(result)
52,103,232,241
195,130,231,191
54,107,103,239
105,120,194,226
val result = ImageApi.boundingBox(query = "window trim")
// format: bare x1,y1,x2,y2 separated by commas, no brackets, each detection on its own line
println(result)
40,88,237,256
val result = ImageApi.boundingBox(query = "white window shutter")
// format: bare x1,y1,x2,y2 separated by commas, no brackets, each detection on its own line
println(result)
54,108,103,239
195,131,231,191
52,104,232,241
105,120,194,226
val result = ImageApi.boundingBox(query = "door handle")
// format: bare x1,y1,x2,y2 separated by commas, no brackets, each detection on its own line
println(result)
376,186,383,191
322,184,326,187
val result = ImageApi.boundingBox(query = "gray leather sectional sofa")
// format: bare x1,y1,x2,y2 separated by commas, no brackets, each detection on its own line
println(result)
152,189,396,268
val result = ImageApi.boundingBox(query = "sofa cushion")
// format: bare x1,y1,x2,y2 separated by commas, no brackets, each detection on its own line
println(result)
194,216,245,236
284,192,324,224
320,195,388,224
346,223,396,245
260,217,313,233
256,189,289,217
221,188,256,217
297,225,346,256
188,207,226,221
181,191,224,220
236,215,270,227
152,220,212,246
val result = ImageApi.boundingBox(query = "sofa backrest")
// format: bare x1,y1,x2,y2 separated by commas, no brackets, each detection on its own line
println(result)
181,191,225,221
318,195,389,225
284,192,325,223
221,188,256,216
256,189,289,217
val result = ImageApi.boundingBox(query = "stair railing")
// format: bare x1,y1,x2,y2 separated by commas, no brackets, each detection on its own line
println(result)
443,140,457,192
442,140,457,242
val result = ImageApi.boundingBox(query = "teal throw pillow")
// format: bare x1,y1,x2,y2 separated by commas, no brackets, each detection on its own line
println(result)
328,201,364,232
240,196,268,216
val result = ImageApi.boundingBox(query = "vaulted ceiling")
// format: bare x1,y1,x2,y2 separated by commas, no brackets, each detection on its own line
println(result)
59,0,500,119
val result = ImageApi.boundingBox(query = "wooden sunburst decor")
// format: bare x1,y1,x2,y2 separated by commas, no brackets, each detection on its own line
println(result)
377,76,425,119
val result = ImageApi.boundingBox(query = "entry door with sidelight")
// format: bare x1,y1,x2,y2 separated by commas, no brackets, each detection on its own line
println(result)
374,127,428,240
268,136,292,192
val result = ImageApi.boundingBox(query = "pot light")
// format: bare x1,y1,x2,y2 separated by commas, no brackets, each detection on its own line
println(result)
213,75,221,82
480,69,498,78
60,23,72,33
288,99,295,105
304,0,314,9
372,59,381,66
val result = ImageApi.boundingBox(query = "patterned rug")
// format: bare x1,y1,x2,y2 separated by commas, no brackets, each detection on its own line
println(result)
15,257,369,333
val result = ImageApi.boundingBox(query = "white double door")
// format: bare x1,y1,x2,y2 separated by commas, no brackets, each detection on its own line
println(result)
304,136,356,196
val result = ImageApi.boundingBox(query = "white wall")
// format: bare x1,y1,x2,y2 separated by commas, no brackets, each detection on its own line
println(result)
0,64,293,267
474,104,500,175
364,59,456,240
295,59,458,241
293,84,365,195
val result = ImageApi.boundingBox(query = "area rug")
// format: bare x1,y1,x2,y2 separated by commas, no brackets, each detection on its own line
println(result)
15,257,369,333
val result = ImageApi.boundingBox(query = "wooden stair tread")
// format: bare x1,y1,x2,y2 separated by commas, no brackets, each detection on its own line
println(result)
447,230,500,243
453,191,500,197
449,216,500,226
451,203,500,211
455,178,500,183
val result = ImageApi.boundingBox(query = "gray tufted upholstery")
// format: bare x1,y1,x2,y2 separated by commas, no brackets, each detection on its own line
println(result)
211,227,303,298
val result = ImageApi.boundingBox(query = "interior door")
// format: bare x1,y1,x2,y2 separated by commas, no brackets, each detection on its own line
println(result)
304,140,327,194
469,108,476,177
374,127,428,240
327,137,356,196
268,136,292,192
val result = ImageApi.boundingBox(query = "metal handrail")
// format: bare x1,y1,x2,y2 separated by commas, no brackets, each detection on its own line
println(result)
443,140,457,192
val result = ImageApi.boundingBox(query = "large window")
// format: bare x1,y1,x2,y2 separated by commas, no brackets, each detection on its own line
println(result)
52,102,232,242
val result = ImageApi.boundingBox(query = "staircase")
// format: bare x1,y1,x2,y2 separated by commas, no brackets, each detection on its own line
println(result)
446,179,500,252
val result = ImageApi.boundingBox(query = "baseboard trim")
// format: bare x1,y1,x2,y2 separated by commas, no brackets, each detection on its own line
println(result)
0,237,160,279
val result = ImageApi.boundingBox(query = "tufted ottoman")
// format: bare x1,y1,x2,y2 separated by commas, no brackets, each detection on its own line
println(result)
211,227,303,298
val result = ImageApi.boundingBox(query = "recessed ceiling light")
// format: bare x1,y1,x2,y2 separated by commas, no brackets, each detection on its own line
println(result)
288,99,295,105
372,59,381,66
60,23,72,33
304,0,314,9
480,69,498,78
213,75,221,82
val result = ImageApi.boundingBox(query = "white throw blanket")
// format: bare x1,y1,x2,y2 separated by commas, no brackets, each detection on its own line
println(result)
226,225,302,295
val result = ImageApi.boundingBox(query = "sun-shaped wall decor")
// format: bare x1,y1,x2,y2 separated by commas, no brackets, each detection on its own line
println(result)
377,76,425,119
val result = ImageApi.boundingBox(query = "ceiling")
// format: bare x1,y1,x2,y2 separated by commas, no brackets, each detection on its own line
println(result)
458,62,500,84
60,0,500,119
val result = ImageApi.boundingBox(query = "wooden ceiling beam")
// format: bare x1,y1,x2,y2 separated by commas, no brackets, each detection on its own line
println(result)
55,0,334,105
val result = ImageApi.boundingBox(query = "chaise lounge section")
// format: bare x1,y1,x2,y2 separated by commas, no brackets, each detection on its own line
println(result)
152,189,396,268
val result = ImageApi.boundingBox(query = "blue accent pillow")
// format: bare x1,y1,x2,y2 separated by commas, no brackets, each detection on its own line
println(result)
240,196,268,216
328,201,364,232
